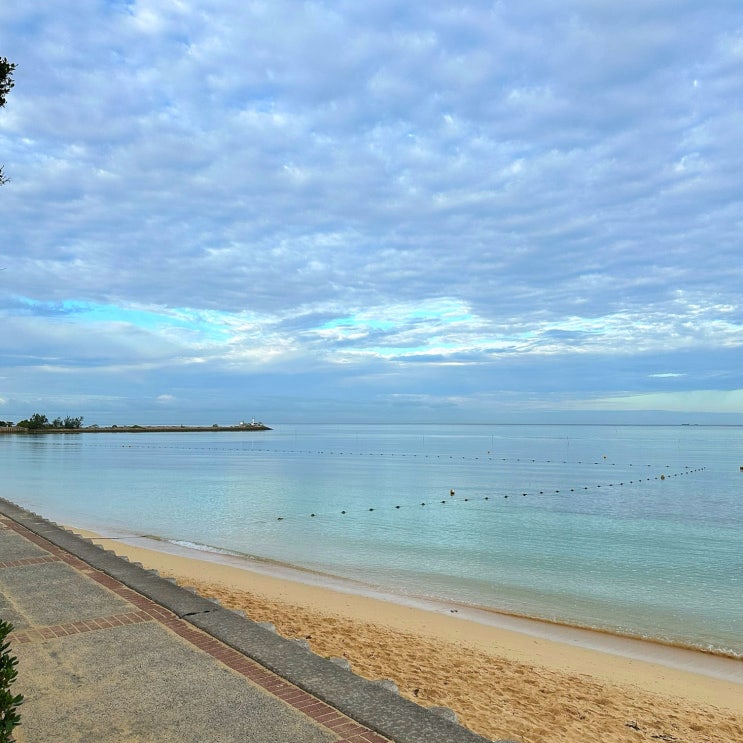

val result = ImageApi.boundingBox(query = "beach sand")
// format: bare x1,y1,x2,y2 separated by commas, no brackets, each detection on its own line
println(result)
73,529,742,743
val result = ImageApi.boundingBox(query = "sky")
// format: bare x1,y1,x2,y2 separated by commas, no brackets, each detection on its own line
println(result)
1,1,742,425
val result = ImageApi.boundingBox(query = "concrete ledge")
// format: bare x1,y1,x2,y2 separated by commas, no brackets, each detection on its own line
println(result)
0,498,517,743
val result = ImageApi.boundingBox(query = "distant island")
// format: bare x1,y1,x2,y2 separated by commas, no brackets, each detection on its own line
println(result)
0,413,271,434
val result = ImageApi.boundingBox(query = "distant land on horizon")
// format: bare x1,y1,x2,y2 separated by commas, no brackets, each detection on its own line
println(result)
0,422,272,434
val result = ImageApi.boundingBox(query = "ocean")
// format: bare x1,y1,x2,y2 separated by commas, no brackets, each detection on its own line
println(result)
1,423,741,657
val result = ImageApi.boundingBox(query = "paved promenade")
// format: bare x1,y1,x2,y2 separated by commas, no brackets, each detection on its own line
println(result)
0,498,510,743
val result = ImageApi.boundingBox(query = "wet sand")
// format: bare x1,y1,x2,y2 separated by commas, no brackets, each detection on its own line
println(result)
73,529,743,743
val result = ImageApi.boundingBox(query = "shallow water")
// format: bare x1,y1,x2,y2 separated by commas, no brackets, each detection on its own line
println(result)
1,423,741,655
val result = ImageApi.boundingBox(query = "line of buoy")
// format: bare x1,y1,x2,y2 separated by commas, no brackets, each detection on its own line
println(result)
88,441,692,472
269,467,706,521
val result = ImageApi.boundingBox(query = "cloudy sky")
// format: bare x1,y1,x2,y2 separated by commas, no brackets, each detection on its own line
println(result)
1,1,742,425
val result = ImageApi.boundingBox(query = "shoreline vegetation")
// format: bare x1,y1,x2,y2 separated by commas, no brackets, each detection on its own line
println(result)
0,423,272,434
1,411,270,433
71,528,743,743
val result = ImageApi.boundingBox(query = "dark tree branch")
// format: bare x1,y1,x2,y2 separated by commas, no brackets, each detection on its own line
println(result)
1,57,17,186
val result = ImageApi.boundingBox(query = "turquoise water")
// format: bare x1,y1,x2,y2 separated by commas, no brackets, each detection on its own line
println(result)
1,424,741,656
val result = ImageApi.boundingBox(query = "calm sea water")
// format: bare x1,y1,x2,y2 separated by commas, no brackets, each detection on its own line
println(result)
1,424,741,656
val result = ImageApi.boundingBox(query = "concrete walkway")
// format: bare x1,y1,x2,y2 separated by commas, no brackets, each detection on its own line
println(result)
0,499,509,743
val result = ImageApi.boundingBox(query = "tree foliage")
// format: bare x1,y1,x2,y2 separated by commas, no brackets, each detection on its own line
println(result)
0,619,23,742
0,58,15,108
63,416,84,429
15,413,84,431
25,413,49,430
0,56,17,186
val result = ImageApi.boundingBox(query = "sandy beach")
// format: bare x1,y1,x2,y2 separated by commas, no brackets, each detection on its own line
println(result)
72,529,742,743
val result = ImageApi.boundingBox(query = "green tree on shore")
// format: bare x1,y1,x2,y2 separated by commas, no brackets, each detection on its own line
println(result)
1,56,17,185
16,413,84,430
19,413,49,430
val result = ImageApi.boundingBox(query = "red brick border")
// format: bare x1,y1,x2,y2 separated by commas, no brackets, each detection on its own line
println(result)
10,611,153,643
0,516,390,743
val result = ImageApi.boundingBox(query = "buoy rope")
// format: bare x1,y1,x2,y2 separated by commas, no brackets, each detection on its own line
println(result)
61,439,696,471
269,466,706,522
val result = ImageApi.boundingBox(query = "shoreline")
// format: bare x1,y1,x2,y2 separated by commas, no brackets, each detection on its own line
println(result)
111,529,743,664
68,525,743,743
110,532,743,670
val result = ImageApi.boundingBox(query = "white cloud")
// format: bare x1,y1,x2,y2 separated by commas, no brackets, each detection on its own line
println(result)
1,1,742,421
